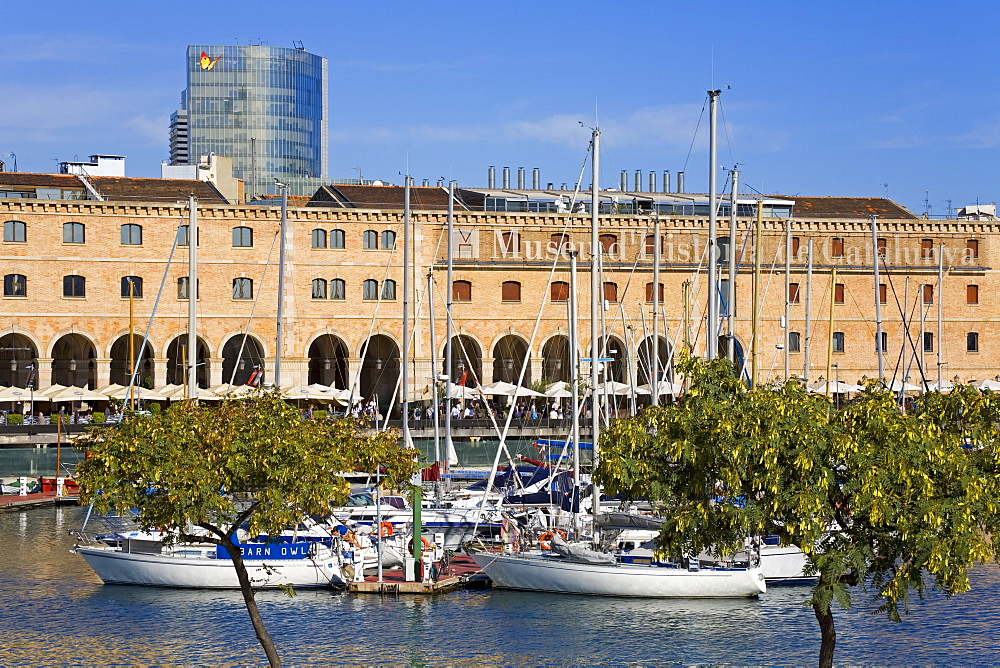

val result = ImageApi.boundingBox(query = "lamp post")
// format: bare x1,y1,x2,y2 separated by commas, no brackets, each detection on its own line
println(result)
832,363,840,408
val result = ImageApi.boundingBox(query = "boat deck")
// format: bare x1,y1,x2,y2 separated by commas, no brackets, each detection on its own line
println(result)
347,553,490,595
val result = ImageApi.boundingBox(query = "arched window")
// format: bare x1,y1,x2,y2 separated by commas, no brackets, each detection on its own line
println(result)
311,228,327,248
3,274,26,297
4,220,26,242
363,279,379,300
599,234,618,253
232,277,253,300
121,224,143,245
363,230,379,250
380,279,397,300
331,279,346,300
382,230,396,250
500,231,520,254
602,282,618,303
311,278,328,299
330,229,345,249
551,281,569,302
501,281,521,302
645,282,664,302
452,280,472,301
63,275,86,298
232,226,253,247
121,276,143,298
63,222,85,244
178,276,199,299
550,233,570,253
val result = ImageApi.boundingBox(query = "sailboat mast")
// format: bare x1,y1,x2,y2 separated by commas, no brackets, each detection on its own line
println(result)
445,181,455,475
706,90,721,360
751,200,763,386
937,244,943,389
402,176,411,446
871,215,885,382
590,128,601,533
651,217,660,407
726,169,739,361
428,270,441,502
804,240,813,381
784,218,791,381
569,250,581,539
275,183,288,386
186,195,198,397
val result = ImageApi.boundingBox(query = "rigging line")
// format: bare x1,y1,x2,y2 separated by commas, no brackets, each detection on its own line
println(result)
880,256,928,390
473,140,594,536
718,99,739,169
125,214,185,404
681,96,709,174
228,229,280,386
900,293,927,394
736,240,784,379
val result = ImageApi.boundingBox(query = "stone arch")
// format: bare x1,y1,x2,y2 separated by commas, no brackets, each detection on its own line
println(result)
109,334,156,387
165,334,211,388
600,334,627,384
359,334,400,416
307,333,350,388
637,335,672,386
442,334,482,387
221,333,267,386
50,333,98,388
541,334,570,384
491,334,530,385
0,332,40,387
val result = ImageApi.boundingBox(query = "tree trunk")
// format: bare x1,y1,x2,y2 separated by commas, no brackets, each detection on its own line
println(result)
223,537,282,667
812,597,836,668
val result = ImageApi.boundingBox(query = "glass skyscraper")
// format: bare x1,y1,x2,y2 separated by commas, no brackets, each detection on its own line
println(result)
178,44,328,198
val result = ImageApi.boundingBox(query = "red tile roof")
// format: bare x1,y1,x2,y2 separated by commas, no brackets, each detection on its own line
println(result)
0,172,87,189
788,197,917,219
88,176,228,204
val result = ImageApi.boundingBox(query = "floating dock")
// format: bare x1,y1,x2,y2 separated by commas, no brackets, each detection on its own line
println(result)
0,490,78,511
346,553,491,595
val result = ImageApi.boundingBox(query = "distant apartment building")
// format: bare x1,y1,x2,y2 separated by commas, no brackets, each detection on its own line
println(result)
170,44,329,199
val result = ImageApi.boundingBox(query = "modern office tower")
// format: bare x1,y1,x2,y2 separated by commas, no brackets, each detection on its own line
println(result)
175,44,329,198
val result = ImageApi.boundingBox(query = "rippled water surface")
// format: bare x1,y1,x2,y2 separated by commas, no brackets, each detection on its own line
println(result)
2,506,999,666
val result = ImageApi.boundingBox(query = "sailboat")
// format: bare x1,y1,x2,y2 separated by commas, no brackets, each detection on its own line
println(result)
467,123,767,598
73,194,352,589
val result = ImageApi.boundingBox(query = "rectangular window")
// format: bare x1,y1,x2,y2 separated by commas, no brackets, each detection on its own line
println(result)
834,283,845,304
502,281,521,302
331,279,346,300
232,277,253,300
791,236,800,258
968,284,979,304
922,284,933,304
831,237,844,257
833,332,845,353
879,283,887,304
923,332,934,353
177,277,199,299
921,239,933,258
788,283,800,304
967,332,979,353
966,239,979,259
877,238,887,257
788,331,801,353
876,332,888,353
63,275,85,298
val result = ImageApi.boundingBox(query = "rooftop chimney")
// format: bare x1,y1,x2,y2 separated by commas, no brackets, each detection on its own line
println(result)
502,166,510,189
488,166,495,189
517,167,525,190
620,170,628,192
677,171,685,193
532,168,540,190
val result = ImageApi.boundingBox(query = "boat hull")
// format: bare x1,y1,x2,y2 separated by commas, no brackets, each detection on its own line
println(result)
75,545,345,589
469,551,766,598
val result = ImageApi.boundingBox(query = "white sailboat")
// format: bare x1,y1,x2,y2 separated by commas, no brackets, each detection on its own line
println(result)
467,123,767,598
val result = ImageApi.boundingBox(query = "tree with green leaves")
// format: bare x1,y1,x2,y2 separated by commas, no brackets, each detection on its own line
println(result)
75,391,417,668
596,355,1000,666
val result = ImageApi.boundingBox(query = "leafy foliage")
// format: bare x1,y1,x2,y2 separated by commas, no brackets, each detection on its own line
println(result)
75,390,416,542
596,355,1000,665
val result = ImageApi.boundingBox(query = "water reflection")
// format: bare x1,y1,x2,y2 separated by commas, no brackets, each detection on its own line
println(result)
2,505,999,665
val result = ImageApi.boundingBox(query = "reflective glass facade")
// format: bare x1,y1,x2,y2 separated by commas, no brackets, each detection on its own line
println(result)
185,45,328,197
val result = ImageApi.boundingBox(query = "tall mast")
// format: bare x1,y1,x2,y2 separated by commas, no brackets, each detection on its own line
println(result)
274,182,288,386
706,90,721,359
937,244,944,389
402,175,411,446
444,181,455,473
589,127,601,533
568,250,581,539
428,270,441,503
784,218,791,381
803,240,814,381
186,195,198,397
871,215,885,382
651,217,660,406
726,169,739,361
751,200,762,386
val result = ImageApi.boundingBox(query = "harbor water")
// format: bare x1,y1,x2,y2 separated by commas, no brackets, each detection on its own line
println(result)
2,505,1000,665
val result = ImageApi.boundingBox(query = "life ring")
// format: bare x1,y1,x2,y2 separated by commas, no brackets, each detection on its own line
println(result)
538,529,568,550
379,521,394,537
407,536,433,557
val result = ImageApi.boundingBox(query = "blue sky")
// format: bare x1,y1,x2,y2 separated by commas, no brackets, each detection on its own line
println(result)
2,1,997,216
